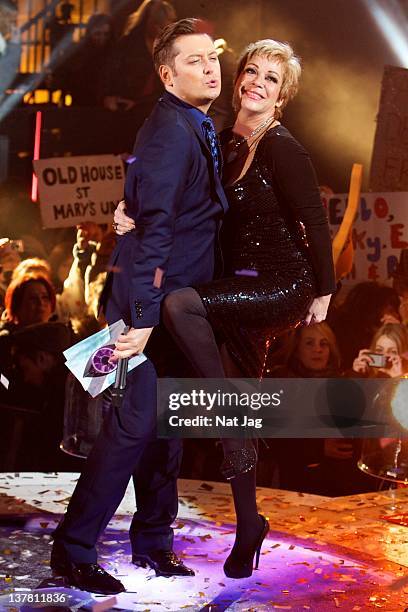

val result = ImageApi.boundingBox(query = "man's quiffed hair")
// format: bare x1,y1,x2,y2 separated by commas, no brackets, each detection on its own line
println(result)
153,17,209,73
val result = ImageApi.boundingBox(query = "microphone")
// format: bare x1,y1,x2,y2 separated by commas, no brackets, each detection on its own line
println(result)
111,326,129,407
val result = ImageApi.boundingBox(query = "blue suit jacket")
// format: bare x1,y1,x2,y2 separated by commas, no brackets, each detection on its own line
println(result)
101,92,228,328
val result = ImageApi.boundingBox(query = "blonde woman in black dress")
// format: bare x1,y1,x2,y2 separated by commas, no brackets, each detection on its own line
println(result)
114,39,336,578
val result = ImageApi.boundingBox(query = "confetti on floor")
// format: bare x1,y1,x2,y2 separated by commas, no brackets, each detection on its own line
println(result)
0,474,407,611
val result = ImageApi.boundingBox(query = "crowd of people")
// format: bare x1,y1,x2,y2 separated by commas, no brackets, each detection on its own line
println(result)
0,224,111,471
0,226,407,493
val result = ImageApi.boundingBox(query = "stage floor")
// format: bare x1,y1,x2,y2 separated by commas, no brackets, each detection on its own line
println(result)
0,473,407,611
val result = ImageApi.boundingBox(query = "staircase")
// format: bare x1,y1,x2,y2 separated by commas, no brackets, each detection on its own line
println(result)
17,0,109,73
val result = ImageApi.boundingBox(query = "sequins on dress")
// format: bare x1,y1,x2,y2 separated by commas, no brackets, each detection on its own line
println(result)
195,126,336,378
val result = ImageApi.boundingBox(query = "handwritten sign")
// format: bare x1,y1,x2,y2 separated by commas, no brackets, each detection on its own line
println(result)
33,155,125,228
326,192,408,284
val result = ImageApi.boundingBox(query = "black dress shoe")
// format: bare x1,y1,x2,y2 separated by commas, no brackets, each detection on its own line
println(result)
132,550,195,577
61,563,125,594
50,543,125,594
223,514,270,579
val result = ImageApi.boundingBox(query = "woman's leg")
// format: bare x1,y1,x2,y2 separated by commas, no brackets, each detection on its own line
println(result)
162,287,225,378
163,287,261,390
163,288,253,454
219,343,264,562
163,289,264,555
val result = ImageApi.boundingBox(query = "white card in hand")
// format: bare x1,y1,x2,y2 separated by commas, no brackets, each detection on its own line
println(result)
63,320,146,397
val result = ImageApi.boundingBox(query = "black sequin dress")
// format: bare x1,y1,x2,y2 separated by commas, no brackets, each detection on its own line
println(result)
195,126,336,378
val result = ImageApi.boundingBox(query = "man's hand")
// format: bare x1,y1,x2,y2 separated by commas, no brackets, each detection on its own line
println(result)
113,327,153,359
305,294,332,325
114,200,135,235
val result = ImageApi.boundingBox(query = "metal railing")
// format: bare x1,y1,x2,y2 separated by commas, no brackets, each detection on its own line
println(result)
18,0,107,73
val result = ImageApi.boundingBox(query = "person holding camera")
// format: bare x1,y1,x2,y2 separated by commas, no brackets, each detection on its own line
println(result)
352,323,408,378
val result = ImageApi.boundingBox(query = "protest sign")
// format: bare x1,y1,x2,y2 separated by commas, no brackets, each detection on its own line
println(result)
33,154,125,228
326,191,408,284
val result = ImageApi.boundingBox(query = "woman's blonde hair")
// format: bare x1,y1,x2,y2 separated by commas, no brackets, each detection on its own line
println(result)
123,0,175,37
233,39,301,119
370,323,408,356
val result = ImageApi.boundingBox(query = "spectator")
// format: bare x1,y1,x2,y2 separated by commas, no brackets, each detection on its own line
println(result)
44,3,75,63
328,281,401,369
19,234,48,260
0,238,22,311
351,323,408,379
10,256,78,326
1,273,56,334
0,1,21,104
0,272,78,471
84,230,116,320
0,321,80,472
59,223,108,330
62,228,116,338
104,0,176,112
75,222,103,268
270,322,340,378
6,321,71,393
59,13,115,107
58,223,101,311
49,240,74,293
268,323,376,496
12,257,51,281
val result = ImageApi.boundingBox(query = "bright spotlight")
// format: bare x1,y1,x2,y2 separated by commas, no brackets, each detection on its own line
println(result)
391,380,408,430
362,0,408,66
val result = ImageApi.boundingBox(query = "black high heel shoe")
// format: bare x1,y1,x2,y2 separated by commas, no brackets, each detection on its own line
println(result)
223,514,269,579
220,447,257,480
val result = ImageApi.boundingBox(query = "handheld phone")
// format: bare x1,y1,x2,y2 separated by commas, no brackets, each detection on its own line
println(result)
367,353,391,368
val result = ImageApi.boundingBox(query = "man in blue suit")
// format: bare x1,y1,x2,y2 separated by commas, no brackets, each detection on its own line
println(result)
51,18,228,594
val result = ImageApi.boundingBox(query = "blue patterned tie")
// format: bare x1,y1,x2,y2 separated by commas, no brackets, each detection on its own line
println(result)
202,118,221,175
